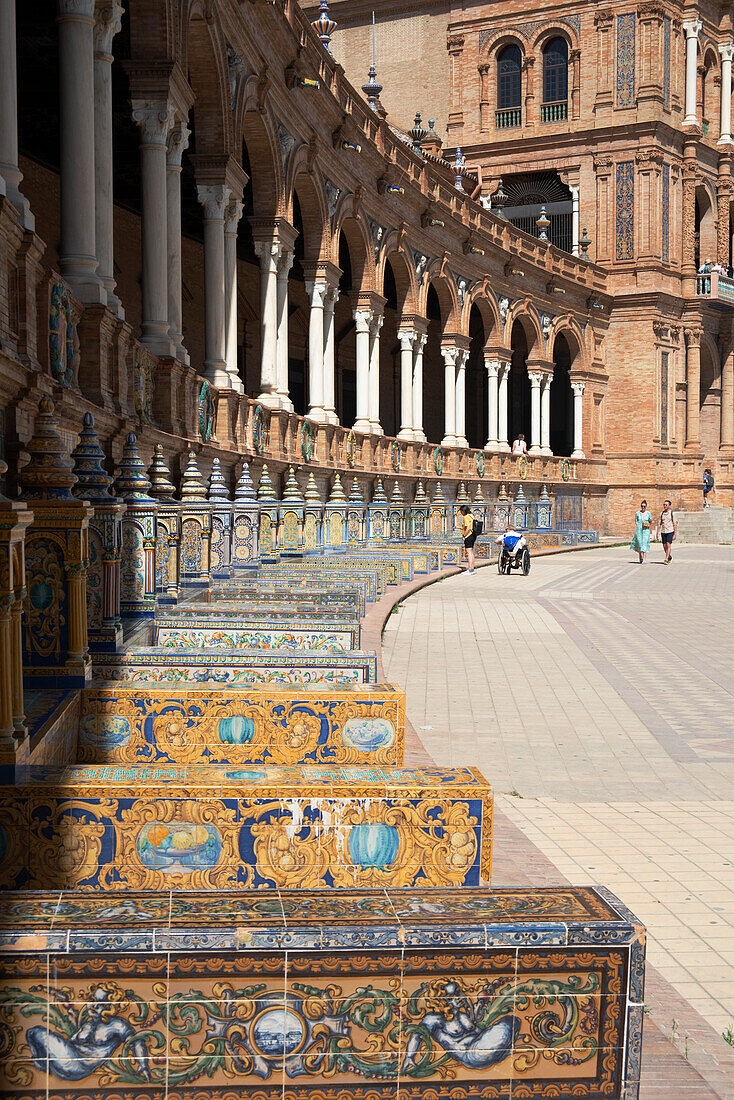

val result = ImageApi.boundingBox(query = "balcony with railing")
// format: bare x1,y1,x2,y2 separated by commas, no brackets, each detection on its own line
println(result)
495,108,521,129
541,101,568,123
695,271,734,306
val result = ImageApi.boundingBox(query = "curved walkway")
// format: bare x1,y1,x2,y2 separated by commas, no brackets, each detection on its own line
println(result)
383,544,734,1095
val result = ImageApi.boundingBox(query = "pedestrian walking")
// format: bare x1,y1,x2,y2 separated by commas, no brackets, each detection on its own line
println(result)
512,433,527,455
703,467,715,507
659,499,677,564
460,505,478,574
630,499,652,563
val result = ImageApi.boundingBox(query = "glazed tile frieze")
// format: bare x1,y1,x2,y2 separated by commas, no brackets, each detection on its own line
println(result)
150,618,360,652
91,648,378,686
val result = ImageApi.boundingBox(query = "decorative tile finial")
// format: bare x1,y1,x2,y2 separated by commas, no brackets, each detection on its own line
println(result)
539,483,551,503
147,444,176,502
491,177,508,219
282,466,304,502
579,226,591,261
362,10,383,111
257,465,277,501
208,457,230,503
312,0,337,53
413,479,427,503
536,205,550,242
452,147,465,191
349,477,364,504
180,450,207,501
408,111,427,154
304,471,320,503
71,412,115,502
473,482,485,504
390,479,403,502
235,460,257,502
432,480,445,503
114,432,154,502
514,484,527,504
20,396,77,501
456,481,469,503
497,482,509,503
372,477,387,503
329,472,346,503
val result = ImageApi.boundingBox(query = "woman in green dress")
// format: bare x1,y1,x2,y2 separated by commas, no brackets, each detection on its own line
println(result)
630,499,652,564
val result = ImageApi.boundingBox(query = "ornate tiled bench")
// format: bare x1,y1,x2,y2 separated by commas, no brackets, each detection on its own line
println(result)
193,585,365,616
2,764,491,891
150,618,360,652
76,684,405,766
163,604,360,625
0,886,644,1099
91,647,378,686
257,565,382,601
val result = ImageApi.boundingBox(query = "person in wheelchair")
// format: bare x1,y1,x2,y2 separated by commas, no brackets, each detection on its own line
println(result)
495,524,530,574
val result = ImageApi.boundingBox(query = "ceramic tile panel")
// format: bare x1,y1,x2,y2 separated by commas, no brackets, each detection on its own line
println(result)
0,887,643,1098
91,648,378,686
201,584,364,615
258,563,382,600
150,618,360,652
77,684,405,766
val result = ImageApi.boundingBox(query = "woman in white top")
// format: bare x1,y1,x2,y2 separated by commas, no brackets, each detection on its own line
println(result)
512,433,527,456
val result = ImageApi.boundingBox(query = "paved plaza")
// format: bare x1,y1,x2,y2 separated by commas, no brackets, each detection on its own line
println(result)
383,545,734,1058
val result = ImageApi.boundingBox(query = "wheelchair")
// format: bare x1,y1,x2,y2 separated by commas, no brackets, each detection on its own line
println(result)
497,543,531,576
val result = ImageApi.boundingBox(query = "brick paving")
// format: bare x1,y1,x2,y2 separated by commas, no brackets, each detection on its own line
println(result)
382,545,734,1098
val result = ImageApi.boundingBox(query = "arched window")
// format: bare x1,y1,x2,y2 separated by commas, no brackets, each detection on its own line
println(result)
496,44,522,128
542,37,568,121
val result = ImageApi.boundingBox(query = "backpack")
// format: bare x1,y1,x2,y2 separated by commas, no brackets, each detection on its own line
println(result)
704,473,714,490
472,518,483,536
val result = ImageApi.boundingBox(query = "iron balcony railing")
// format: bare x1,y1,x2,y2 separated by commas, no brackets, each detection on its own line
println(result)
541,100,568,122
495,108,521,129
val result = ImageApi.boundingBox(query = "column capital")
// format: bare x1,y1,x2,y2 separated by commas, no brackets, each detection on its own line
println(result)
167,121,190,168
441,345,459,367
324,284,340,308
93,0,123,56
399,330,416,351
354,308,373,333
570,379,586,396
277,249,294,277
224,197,244,235
58,0,96,18
196,183,231,221
132,99,175,146
682,18,702,38
484,357,500,377
254,239,282,271
369,312,384,336
455,348,469,369
719,42,734,62
527,369,544,386
305,279,328,306
414,333,427,352
684,325,704,347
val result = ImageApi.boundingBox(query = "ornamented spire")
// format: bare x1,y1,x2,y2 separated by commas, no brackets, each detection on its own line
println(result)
20,396,77,501
362,11,383,111
180,450,207,501
536,205,550,242
514,484,527,504
349,477,364,504
304,471,320,503
413,479,427,503
432,480,445,503
372,477,388,503
390,479,403,503
114,432,154,502
491,177,508,219
208,457,230,503
473,482,486,504
282,466,304,502
257,465,277,501
452,147,465,191
311,0,337,53
71,413,115,502
538,483,551,503
235,460,257,502
408,111,427,155
329,472,346,503
497,482,509,503
456,482,469,503
147,444,177,502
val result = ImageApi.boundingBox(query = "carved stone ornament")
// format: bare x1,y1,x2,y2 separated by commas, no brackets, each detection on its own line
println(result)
684,326,703,347
593,154,614,171
132,100,175,146
93,0,123,56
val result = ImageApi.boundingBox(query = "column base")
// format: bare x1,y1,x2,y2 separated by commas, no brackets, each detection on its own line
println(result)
306,407,329,423
205,362,232,389
278,394,294,412
105,290,125,320
528,445,542,456
397,427,415,441
496,441,511,453
64,274,108,307
370,423,384,436
353,417,371,433
455,436,469,449
484,441,500,453
412,429,427,443
256,391,283,409
325,410,340,426
141,325,176,358
441,434,458,447
540,446,553,457
571,449,585,460
5,186,35,232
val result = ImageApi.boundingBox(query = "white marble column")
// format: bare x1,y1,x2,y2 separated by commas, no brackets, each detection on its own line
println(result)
224,197,244,394
528,370,542,454
93,0,123,316
58,0,105,303
132,99,175,356
540,374,552,455
323,285,339,424
485,357,499,450
0,0,33,226
166,122,189,363
441,347,458,447
683,20,702,127
571,380,586,458
719,43,733,144
497,361,511,452
397,331,414,440
197,182,231,388
412,334,427,442
455,349,468,448
276,250,294,410
254,241,281,406
305,279,327,420
570,184,580,256
368,312,384,435
354,309,372,432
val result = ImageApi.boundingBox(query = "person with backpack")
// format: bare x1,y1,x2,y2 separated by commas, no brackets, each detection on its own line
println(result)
659,500,677,564
703,468,715,508
460,505,481,575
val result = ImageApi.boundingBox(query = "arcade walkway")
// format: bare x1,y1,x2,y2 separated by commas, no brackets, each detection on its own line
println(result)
384,544,734,1096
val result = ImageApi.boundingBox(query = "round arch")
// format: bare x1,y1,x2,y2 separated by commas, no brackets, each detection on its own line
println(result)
463,285,501,346
700,333,722,457
333,206,374,294
695,181,718,270
380,248,418,318
290,165,329,264
181,2,232,155
504,300,542,355
420,268,460,332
